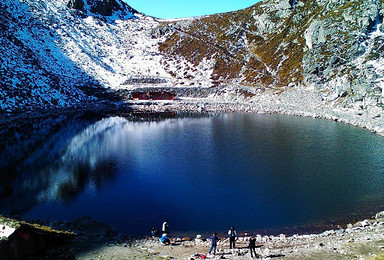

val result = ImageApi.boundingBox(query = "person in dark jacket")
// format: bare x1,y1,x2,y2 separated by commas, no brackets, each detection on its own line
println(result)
208,232,219,255
228,226,237,249
249,236,257,258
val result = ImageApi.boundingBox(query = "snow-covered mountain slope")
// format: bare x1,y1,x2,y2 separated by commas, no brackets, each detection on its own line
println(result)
0,0,90,112
0,0,216,113
1,0,384,118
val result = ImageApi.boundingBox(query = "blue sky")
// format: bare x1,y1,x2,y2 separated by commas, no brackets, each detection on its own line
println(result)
126,0,260,19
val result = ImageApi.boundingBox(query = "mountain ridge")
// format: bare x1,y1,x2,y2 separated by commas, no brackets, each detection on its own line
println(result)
0,0,384,126
67,0,138,18
159,0,384,105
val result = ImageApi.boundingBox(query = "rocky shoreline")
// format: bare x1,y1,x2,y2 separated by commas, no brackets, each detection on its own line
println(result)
2,83,384,136
38,211,384,259
126,85,384,137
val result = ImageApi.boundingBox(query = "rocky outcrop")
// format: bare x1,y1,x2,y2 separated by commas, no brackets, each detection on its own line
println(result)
67,0,84,10
159,0,384,117
67,0,138,17
88,0,133,16
90,0,121,16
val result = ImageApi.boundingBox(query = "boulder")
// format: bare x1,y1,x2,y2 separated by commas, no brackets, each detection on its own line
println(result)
354,219,371,228
67,0,84,10
376,211,384,222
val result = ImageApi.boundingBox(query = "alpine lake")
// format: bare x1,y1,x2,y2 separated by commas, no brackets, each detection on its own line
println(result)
1,112,384,236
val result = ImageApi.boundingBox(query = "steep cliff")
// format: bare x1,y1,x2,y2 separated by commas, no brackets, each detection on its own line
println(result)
159,0,384,112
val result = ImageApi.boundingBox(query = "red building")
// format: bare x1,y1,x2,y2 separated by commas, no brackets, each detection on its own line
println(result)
130,91,175,100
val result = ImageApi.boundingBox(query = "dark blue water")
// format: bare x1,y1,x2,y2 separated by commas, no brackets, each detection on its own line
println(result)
1,113,384,236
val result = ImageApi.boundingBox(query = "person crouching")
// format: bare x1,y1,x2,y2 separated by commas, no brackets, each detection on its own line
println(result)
160,233,171,245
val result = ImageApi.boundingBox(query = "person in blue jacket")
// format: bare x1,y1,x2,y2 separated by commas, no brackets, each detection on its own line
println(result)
208,232,219,255
160,233,170,245
150,226,159,237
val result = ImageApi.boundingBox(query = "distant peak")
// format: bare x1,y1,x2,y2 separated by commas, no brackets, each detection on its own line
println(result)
67,0,138,17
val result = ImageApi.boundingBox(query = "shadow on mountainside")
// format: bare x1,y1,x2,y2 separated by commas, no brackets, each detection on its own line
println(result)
0,0,133,113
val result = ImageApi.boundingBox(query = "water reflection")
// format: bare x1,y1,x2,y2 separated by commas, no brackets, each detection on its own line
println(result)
0,116,123,214
1,113,384,235
0,113,208,216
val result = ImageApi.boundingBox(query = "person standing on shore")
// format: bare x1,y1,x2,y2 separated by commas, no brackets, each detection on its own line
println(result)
228,226,237,249
162,220,169,234
208,232,219,255
248,236,257,258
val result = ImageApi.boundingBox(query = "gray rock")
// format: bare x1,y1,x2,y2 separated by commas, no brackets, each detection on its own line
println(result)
67,0,84,10
67,0,137,17
88,0,122,16
354,219,371,228
375,211,384,222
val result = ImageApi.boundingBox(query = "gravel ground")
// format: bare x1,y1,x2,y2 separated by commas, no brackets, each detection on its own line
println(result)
69,216,384,260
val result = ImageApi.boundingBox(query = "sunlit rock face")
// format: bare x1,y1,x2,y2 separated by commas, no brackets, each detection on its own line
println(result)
159,0,384,114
